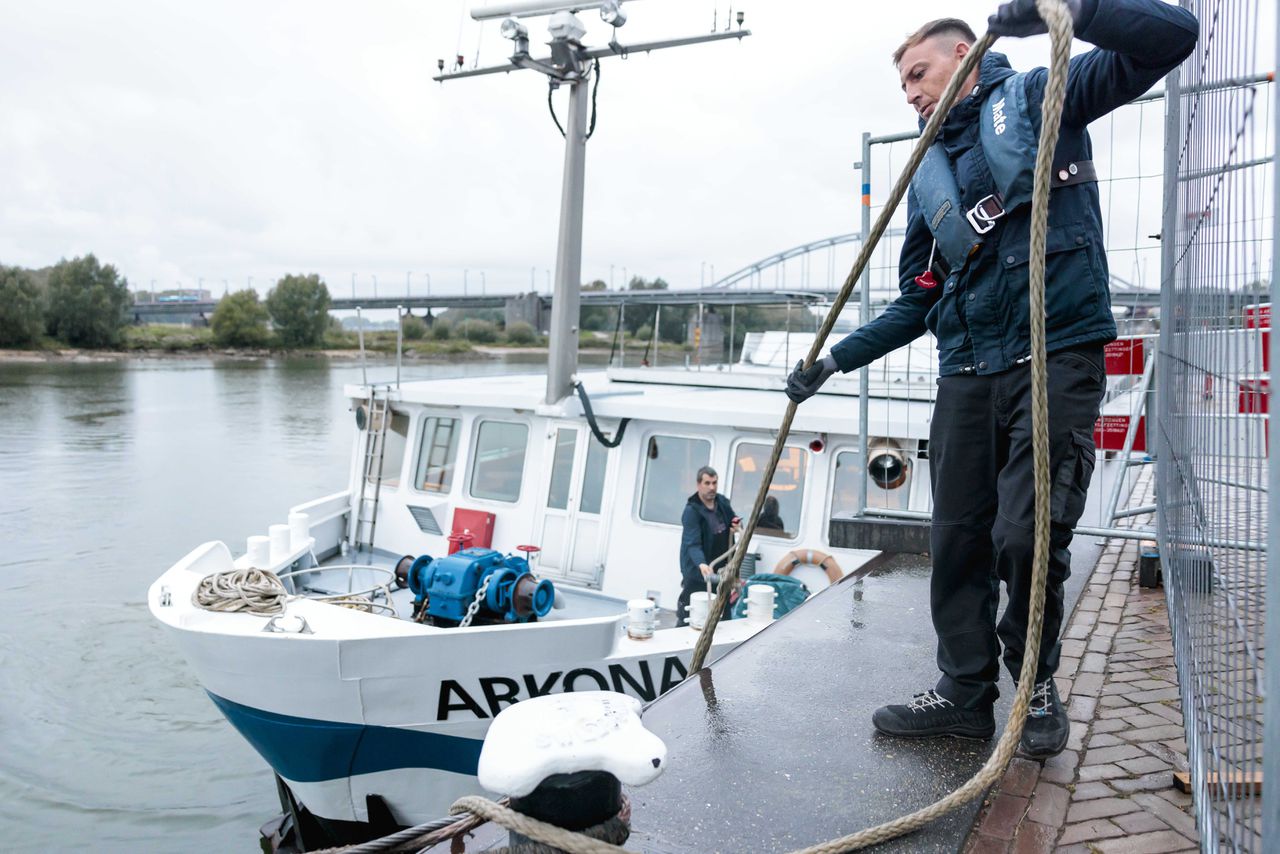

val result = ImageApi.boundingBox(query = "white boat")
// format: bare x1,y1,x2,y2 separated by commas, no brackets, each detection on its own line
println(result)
147,5,941,844
148,346,938,840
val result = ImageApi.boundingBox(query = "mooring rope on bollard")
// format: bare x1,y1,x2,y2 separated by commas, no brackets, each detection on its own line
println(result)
446,796,634,854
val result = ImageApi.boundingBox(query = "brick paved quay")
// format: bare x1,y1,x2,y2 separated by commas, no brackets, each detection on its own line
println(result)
964,535,1199,853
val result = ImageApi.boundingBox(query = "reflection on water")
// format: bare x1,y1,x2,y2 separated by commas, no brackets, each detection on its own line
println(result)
0,354,554,853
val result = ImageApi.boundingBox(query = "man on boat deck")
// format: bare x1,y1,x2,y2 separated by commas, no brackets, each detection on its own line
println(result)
678,466,740,626
786,0,1197,759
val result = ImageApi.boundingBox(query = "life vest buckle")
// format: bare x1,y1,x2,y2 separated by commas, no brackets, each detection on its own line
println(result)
965,194,1006,234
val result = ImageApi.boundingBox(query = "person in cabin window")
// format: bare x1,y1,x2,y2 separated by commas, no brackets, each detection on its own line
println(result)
756,495,786,535
786,0,1197,759
677,466,740,626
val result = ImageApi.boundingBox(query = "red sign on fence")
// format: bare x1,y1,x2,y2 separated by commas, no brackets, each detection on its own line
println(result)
1094,414,1147,452
1104,338,1145,375
1245,303,1271,372
1238,378,1270,414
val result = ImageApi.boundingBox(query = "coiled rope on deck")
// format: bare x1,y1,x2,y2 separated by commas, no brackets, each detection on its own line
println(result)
192,568,290,615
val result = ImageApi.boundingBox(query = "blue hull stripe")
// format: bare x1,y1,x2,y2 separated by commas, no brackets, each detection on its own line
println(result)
207,692,484,783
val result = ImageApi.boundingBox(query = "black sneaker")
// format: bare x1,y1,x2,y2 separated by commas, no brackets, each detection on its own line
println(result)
872,690,995,739
1019,679,1069,759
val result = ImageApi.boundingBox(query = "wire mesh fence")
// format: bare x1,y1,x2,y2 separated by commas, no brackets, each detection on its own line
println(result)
1157,1,1275,849
854,67,1176,538
847,8,1278,846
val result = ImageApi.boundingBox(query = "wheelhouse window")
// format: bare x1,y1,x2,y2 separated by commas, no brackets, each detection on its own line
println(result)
369,411,411,488
638,434,711,525
546,428,577,510
579,439,608,516
730,442,808,539
831,444,912,517
414,415,461,493
831,451,862,519
469,420,529,503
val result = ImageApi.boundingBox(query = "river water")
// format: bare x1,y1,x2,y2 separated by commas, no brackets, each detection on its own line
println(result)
0,354,559,852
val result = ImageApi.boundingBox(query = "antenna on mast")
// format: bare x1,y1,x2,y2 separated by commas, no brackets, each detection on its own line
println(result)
434,1,751,405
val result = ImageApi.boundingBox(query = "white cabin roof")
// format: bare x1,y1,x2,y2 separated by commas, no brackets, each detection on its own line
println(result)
351,366,935,440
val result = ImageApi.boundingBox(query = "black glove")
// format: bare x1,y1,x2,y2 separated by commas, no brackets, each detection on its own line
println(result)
988,0,1085,38
785,355,838,404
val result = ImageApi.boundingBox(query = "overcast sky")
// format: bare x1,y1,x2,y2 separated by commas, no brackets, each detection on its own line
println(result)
0,0,1250,300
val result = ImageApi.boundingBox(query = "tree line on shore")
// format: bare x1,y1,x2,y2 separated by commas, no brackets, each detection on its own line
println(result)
0,258,804,353
0,257,339,350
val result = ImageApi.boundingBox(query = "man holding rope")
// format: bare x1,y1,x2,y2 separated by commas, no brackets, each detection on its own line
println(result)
677,466,740,626
787,0,1196,759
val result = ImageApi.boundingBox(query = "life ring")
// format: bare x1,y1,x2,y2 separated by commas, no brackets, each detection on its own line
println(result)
774,548,843,585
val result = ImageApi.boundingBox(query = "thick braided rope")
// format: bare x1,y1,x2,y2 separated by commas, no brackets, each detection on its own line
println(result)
502,812,631,853
447,796,635,854
311,799,511,854
792,5,1072,851
192,568,289,615
689,27,997,674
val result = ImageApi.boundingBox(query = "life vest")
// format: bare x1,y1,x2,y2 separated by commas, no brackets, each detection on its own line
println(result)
909,71,1095,276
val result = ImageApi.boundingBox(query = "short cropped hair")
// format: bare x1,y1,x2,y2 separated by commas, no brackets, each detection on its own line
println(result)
892,18,978,67
696,466,718,483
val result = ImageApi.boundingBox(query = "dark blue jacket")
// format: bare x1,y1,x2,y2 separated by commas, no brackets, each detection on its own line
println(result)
679,493,736,588
830,0,1198,377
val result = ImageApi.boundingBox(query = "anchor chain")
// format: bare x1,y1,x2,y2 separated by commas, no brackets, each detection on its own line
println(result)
459,572,495,628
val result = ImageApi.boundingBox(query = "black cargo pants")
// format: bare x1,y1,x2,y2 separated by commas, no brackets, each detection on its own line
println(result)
929,344,1106,709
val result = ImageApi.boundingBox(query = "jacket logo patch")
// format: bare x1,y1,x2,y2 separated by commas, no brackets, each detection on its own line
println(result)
991,96,1008,136
930,200,952,231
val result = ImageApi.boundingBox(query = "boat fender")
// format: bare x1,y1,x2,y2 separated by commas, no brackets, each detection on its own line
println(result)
774,548,843,585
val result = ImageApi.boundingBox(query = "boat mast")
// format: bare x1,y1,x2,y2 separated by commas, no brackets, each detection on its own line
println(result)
436,1,750,405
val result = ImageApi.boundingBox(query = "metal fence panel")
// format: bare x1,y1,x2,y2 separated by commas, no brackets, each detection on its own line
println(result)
857,78,1172,537
1157,1,1275,850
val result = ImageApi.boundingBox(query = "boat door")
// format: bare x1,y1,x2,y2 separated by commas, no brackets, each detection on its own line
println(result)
535,424,611,586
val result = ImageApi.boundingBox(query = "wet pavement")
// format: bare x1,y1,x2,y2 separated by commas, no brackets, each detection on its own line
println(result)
968,478,1200,853
626,540,1100,854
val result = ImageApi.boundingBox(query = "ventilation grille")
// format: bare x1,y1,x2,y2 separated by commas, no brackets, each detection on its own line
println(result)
407,505,442,535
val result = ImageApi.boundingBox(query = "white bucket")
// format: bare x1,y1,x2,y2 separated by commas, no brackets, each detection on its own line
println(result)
746,584,776,623
688,591,712,629
269,524,292,561
626,599,656,639
288,511,311,550
247,535,271,567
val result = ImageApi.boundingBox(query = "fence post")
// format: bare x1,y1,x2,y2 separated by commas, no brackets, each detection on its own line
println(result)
1264,4,1280,842
857,131,872,516
1156,52,1182,577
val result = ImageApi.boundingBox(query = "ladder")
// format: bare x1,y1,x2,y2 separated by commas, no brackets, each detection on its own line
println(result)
421,416,457,491
352,389,391,553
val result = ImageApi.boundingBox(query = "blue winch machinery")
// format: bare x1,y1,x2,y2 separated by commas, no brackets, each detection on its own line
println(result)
403,547,556,627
